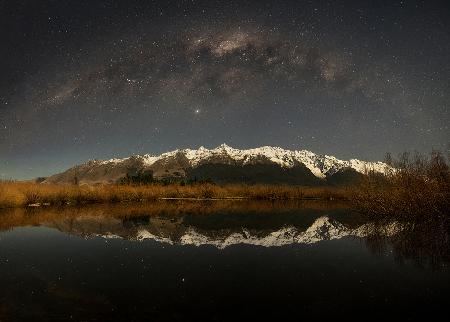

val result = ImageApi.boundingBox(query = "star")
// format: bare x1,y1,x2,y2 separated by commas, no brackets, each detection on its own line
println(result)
1,0,449,180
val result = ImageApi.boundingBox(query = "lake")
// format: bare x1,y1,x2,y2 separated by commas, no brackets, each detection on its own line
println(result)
0,201,449,321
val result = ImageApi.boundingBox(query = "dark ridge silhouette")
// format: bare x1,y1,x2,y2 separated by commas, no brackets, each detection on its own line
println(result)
185,163,324,185
326,168,365,186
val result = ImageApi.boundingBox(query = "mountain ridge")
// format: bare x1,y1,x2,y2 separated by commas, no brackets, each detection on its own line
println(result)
43,144,389,185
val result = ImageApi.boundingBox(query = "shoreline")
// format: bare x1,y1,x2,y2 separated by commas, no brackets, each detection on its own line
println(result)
20,196,339,209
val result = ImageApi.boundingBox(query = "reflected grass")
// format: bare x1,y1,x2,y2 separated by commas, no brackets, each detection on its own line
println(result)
0,199,350,232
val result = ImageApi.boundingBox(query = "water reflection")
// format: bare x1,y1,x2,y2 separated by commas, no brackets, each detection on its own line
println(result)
363,218,450,269
0,201,448,267
0,201,449,321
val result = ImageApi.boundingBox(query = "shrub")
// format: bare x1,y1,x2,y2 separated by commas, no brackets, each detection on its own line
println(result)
352,151,450,218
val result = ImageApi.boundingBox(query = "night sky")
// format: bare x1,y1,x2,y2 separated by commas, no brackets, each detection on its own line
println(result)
1,0,449,179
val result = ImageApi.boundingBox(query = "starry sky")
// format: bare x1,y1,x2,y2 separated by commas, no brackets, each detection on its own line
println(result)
1,0,449,179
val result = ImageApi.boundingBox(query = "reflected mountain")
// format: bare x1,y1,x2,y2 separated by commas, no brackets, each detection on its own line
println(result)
1,201,448,268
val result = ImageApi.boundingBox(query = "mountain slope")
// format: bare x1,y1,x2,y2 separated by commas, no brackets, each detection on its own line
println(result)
43,144,389,185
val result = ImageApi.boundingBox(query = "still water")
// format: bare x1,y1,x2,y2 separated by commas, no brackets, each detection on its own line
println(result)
0,201,449,321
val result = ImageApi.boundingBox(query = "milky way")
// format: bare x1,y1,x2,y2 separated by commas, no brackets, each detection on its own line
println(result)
1,0,449,179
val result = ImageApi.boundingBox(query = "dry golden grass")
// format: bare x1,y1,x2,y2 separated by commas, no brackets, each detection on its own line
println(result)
0,181,350,208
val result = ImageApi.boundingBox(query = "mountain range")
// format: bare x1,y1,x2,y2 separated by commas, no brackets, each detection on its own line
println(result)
43,144,388,185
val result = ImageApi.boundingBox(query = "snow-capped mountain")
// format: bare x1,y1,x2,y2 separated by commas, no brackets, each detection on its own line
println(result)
43,144,389,185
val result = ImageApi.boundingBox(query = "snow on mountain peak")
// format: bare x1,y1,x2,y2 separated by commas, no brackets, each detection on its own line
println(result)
90,144,389,179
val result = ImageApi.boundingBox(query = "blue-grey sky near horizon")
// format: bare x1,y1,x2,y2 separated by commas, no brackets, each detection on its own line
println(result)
1,0,449,179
